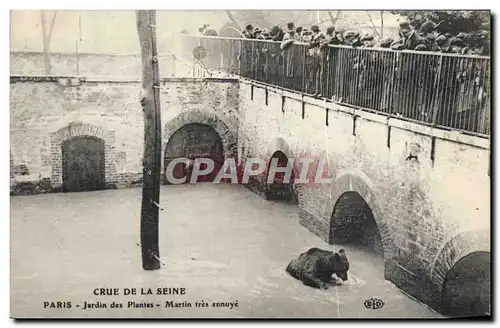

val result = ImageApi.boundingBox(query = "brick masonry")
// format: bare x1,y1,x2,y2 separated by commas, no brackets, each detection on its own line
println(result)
10,75,239,195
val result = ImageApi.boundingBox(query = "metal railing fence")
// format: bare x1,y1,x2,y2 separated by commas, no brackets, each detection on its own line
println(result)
176,34,491,136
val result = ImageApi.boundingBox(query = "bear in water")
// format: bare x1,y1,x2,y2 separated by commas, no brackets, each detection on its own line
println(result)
286,248,349,290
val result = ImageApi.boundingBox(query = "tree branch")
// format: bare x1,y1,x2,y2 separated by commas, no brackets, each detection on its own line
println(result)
328,11,342,25
48,11,57,39
366,11,381,38
225,10,241,31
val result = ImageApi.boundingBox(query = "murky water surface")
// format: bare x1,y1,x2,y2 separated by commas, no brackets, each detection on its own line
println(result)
11,184,442,318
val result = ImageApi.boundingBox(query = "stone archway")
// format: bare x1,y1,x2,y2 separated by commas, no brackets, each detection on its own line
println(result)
264,137,302,204
265,150,295,201
50,122,116,190
163,123,224,184
430,229,490,316
162,111,237,184
163,110,237,160
325,170,393,267
330,191,384,255
440,251,490,317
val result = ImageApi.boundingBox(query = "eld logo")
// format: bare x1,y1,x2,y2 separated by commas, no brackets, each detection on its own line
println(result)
364,298,384,310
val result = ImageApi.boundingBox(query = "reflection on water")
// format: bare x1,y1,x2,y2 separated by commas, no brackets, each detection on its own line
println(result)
11,183,441,318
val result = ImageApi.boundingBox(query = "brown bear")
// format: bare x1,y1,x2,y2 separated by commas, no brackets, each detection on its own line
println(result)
286,248,349,290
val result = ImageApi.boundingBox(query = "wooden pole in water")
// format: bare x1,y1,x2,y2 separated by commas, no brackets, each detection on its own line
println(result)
136,10,162,270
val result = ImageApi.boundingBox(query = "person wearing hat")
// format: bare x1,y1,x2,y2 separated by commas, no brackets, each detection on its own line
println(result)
398,20,427,50
321,26,339,47
282,22,300,45
323,26,342,46
270,25,285,41
281,22,300,89
377,37,393,48
360,33,375,47
300,29,313,42
318,26,337,98
258,28,271,40
344,31,362,47
418,20,440,51
242,24,255,39
283,22,299,40
309,25,324,45
334,28,346,44
306,25,325,96
253,27,263,39
435,34,452,53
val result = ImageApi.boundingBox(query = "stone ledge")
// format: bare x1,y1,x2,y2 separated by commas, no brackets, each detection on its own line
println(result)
10,75,240,85
298,208,329,242
241,80,490,148
385,259,441,313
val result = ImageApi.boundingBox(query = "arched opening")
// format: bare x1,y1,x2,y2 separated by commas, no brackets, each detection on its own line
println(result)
265,151,297,203
329,191,383,256
62,136,105,192
163,123,224,184
440,251,491,317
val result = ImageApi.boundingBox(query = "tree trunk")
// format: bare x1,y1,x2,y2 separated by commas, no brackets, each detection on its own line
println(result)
328,11,342,26
136,10,162,271
380,11,384,38
366,11,381,38
40,10,57,75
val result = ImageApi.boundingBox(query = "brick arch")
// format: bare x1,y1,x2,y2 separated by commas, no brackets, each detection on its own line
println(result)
265,137,305,205
50,122,117,189
266,137,293,160
163,110,237,160
325,169,393,261
430,229,490,291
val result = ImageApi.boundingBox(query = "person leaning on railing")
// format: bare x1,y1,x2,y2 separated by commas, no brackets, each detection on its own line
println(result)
305,25,326,96
281,22,300,49
242,24,255,39
280,22,301,88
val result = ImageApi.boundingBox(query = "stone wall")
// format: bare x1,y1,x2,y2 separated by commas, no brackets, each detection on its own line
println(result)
10,76,239,195
10,52,179,78
237,79,490,312
9,64,491,314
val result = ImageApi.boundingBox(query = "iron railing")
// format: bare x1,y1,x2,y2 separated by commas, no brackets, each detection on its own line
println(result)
176,34,491,136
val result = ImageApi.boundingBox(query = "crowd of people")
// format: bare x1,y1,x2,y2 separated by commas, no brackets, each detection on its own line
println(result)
187,20,489,134
196,20,490,56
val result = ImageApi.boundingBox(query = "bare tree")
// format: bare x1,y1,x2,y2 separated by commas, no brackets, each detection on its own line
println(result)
40,10,58,75
328,11,342,26
365,11,381,38
380,11,384,38
225,11,241,31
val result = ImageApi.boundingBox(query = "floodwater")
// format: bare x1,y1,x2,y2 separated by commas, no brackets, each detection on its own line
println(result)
10,183,442,318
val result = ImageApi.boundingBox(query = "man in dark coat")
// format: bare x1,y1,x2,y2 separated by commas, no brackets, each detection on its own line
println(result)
242,24,255,39
398,21,428,50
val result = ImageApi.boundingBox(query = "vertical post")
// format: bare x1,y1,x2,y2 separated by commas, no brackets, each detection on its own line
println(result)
40,11,51,75
76,41,79,76
431,55,443,126
136,10,162,271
